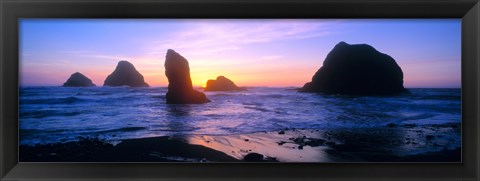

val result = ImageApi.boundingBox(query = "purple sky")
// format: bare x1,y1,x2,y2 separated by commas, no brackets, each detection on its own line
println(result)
20,19,461,88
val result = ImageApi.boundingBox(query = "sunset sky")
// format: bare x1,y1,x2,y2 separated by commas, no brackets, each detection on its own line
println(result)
20,19,461,88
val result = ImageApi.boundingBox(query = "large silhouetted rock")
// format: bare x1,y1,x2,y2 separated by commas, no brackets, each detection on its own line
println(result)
204,76,246,91
164,49,210,104
300,42,404,95
103,61,149,87
62,72,95,87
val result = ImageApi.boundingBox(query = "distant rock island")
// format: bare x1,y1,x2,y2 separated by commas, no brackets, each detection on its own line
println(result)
205,76,246,91
103,61,149,87
164,49,210,104
62,72,95,87
300,41,404,95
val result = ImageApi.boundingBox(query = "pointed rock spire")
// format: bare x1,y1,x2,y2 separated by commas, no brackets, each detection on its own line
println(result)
164,49,210,104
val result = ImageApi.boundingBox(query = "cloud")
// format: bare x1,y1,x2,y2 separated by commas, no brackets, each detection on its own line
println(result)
58,20,337,62
59,50,134,61
146,20,335,56
260,55,283,60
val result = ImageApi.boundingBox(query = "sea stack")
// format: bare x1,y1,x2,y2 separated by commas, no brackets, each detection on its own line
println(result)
62,72,95,87
204,76,246,91
103,61,149,87
164,49,210,104
300,42,404,95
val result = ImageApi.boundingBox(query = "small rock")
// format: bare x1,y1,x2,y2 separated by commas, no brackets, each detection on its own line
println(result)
278,131,285,135
305,138,326,147
265,157,278,162
387,123,397,127
104,61,149,87
426,135,435,140
243,153,264,162
62,72,96,87
325,141,336,146
204,76,246,91
404,124,417,128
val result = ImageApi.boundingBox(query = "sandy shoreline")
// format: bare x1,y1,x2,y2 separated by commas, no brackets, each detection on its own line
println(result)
20,123,460,162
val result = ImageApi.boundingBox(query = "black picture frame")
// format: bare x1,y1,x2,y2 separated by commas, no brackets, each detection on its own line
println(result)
1,0,479,180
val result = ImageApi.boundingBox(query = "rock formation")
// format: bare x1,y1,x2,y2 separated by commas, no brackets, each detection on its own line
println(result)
62,72,95,87
204,76,246,91
300,41,404,95
164,49,210,104
103,61,149,87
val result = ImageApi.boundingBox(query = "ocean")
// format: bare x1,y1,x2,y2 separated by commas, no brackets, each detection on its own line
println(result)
19,86,461,146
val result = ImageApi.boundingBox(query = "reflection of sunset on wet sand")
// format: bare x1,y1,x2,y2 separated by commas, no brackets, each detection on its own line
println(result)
187,131,331,162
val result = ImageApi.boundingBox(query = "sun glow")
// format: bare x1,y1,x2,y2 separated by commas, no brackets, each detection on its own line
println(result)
20,19,461,88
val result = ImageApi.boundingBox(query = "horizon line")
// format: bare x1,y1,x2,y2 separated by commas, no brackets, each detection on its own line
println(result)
18,85,462,89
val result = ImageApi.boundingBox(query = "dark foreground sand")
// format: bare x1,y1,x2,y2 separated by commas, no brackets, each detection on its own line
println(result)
20,123,460,162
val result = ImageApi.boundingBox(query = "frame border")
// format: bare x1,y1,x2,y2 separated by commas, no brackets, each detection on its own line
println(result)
1,0,479,180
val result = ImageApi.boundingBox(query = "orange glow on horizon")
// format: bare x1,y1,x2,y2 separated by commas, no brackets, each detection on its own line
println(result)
21,56,459,88
53,63,314,88
20,19,461,88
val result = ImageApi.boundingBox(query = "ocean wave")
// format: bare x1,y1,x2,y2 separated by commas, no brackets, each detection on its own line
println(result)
19,87,461,145
151,95,166,99
20,110,83,118
421,95,461,100
151,127,199,132
95,127,147,134
21,96,86,105
20,128,68,134
399,112,435,120
241,102,264,106
209,93,235,97
244,106,270,112
90,92,112,96
258,94,289,99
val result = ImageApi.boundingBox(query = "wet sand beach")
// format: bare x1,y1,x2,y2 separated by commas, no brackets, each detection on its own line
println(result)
20,122,460,162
